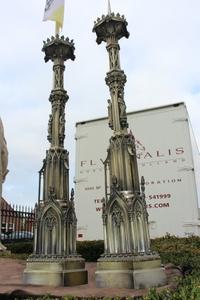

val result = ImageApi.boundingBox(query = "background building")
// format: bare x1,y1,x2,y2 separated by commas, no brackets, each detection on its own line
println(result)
75,102,200,240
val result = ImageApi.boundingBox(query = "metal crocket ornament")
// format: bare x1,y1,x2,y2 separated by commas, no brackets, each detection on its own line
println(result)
93,10,166,289
23,35,87,286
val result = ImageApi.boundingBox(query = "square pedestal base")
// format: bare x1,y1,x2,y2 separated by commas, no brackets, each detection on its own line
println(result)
95,254,166,289
23,255,88,287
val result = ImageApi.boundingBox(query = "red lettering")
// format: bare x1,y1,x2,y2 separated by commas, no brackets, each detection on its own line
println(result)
146,202,170,209
94,199,103,203
96,207,102,212
176,147,184,155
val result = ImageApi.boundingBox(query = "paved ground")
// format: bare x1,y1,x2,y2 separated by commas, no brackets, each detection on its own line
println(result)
0,258,173,298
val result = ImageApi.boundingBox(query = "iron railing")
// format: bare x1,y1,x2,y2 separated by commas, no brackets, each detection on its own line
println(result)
0,202,35,242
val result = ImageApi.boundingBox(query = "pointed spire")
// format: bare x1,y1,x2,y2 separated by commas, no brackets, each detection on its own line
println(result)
108,0,112,15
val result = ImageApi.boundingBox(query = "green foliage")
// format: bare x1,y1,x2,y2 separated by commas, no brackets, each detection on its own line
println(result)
77,235,200,265
151,234,200,252
75,234,200,265
4,241,33,254
144,273,200,300
151,235,200,271
76,240,104,261
1,240,104,261
0,297,137,300
0,251,29,260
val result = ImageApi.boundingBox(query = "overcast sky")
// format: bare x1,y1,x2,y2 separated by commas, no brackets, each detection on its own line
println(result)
1,0,200,207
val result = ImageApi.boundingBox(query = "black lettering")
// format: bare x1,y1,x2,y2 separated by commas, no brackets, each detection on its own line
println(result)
144,152,153,159
90,160,96,166
156,151,164,157
81,160,87,167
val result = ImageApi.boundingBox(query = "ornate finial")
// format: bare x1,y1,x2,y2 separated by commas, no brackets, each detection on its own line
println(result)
102,197,106,212
111,176,120,194
48,186,56,202
93,12,129,45
70,188,74,201
108,0,112,15
42,36,75,63
141,176,145,194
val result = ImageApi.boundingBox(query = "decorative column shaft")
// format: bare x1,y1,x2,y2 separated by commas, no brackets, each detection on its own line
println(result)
41,36,75,203
93,14,141,194
94,7,167,290
93,13,150,255
23,34,88,287
32,35,77,257
48,58,67,148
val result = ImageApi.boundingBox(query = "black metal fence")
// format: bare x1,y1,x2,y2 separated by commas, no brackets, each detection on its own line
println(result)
1,201,35,242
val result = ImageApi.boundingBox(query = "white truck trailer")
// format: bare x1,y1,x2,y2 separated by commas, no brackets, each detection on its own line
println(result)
74,102,200,240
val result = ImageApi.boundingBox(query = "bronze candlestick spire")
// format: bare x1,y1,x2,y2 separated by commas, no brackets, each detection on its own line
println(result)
93,10,166,289
23,35,87,287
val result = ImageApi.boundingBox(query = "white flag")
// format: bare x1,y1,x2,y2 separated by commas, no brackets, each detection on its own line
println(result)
43,0,64,30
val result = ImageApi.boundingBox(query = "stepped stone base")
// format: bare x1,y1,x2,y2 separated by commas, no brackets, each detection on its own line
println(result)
95,253,166,289
23,255,88,287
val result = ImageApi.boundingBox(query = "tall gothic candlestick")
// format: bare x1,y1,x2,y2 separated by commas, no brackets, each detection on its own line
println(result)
93,11,166,289
93,13,150,255
23,35,87,287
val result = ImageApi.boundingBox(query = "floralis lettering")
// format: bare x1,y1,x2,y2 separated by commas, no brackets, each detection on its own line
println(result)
137,147,184,159
45,0,54,12
80,147,185,167
81,160,97,167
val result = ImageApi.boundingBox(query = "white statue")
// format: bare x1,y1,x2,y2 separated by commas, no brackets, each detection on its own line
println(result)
0,118,8,196
0,117,8,250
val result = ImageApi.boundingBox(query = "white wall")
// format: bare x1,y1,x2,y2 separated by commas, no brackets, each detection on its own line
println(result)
75,103,200,240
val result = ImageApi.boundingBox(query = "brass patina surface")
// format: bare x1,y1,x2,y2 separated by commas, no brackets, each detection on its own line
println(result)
93,8,166,289
23,35,87,286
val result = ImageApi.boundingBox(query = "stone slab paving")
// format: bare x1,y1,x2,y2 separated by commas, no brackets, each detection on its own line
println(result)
0,258,171,298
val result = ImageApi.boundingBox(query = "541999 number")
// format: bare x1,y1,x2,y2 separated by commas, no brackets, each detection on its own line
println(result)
148,194,171,200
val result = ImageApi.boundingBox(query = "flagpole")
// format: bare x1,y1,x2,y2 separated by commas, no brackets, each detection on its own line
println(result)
108,0,112,15
55,22,60,36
